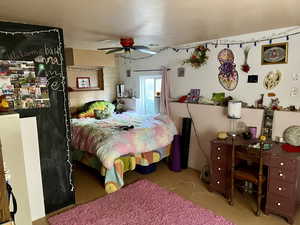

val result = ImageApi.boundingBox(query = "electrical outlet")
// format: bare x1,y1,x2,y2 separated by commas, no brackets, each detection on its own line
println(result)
292,73,299,81
290,87,298,97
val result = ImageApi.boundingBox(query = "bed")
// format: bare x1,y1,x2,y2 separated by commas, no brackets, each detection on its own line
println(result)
71,107,177,193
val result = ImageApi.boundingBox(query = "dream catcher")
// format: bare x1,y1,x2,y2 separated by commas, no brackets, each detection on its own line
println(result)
218,49,238,91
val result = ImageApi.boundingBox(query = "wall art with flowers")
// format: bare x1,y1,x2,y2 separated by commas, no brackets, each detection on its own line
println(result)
217,48,238,91
183,45,210,68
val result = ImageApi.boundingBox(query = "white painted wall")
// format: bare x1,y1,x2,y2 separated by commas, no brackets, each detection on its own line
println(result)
20,117,45,221
117,27,300,108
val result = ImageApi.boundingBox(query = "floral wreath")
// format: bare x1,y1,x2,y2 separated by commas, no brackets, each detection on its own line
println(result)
183,45,210,68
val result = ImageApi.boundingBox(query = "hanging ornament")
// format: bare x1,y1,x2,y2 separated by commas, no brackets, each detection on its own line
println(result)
183,45,210,68
217,48,238,91
241,46,251,73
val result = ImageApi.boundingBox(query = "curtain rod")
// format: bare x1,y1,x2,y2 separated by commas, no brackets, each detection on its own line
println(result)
133,68,171,72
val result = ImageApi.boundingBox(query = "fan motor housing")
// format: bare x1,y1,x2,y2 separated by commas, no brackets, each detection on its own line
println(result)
120,38,134,47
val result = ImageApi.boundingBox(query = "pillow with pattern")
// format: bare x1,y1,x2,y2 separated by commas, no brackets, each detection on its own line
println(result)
78,101,115,119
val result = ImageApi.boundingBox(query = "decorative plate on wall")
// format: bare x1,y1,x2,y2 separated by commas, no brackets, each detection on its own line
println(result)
263,70,282,90
261,42,288,65
217,49,238,91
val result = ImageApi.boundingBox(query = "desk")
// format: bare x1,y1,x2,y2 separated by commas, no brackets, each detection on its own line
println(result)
209,138,300,224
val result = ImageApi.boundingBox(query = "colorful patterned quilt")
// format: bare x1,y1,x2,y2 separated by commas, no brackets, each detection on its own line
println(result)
71,112,177,169
73,146,171,193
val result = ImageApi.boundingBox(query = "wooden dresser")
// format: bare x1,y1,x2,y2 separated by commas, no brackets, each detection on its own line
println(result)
209,138,300,224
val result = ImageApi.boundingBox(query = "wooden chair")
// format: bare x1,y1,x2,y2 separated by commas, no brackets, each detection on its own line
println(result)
228,138,266,216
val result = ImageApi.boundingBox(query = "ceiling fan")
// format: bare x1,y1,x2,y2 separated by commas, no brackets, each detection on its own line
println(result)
97,37,157,55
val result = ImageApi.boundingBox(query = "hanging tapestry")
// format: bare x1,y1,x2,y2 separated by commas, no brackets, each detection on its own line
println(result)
218,49,238,91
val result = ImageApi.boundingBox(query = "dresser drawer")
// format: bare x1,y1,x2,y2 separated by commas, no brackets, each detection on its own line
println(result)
211,146,227,164
269,167,296,183
268,179,295,199
211,153,227,165
266,194,296,216
211,165,226,177
210,175,226,192
270,156,297,171
211,144,228,156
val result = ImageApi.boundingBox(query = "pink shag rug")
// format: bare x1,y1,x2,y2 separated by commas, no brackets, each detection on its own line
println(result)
48,179,235,225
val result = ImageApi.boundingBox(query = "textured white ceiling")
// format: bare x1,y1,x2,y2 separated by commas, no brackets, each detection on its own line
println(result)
0,0,299,49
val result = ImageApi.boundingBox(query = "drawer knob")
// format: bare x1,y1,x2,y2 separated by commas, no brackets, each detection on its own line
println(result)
280,162,284,166
217,147,221,151
217,156,221,160
277,202,281,206
218,168,221,171
279,173,283,177
278,187,282,191
216,181,220,184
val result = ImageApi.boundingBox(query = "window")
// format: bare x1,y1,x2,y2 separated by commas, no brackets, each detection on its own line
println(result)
139,75,162,114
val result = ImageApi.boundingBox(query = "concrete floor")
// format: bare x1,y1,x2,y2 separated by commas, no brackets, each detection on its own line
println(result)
34,162,300,225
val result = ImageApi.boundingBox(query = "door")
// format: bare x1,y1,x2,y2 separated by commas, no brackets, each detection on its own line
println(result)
139,75,162,114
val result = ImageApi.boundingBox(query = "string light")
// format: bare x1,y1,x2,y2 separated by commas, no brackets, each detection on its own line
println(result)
119,28,300,60
0,28,75,191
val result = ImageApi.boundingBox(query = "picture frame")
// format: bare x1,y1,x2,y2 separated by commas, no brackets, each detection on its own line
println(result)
126,69,131,78
177,67,185,77
76,77,91,89
261,42,288,65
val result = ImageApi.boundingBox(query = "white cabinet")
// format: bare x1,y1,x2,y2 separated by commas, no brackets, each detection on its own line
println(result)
0,114,45,224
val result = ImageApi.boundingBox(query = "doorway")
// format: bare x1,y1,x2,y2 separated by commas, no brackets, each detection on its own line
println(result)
139,75,162,114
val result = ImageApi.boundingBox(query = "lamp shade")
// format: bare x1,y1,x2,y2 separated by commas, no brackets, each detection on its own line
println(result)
228,100,242,119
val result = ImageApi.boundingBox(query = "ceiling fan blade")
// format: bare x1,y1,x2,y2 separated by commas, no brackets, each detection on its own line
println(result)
97,47,121,50
135,48,157,55
132,45,150,50
105,48,124,54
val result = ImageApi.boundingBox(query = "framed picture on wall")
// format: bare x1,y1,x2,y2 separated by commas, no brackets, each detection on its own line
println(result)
261,42,288,65
76,77,91,89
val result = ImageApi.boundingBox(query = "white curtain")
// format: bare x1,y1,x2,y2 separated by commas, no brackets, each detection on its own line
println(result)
160,66,170,116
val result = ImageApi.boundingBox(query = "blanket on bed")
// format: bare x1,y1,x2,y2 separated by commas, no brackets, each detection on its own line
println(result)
71,112,177,169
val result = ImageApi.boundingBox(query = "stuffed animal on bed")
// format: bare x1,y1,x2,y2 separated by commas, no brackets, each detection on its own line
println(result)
78,101,115,119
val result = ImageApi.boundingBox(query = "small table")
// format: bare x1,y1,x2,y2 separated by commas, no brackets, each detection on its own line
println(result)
209,137,300,224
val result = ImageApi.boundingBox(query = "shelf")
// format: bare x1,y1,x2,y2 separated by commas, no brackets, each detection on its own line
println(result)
68,88,102,92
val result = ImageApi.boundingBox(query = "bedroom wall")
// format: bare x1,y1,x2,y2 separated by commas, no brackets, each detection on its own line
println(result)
117,27,300,108
68,67,119,107
170,102,300,171
116,26,300,171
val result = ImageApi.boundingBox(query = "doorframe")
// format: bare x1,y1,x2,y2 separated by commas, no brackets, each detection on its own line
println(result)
139,74,162,114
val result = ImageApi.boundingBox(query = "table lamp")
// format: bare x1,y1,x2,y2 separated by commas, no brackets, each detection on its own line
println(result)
228,100,242,137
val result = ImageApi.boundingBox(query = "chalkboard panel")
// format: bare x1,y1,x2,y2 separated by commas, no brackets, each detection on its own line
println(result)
0,21,75,213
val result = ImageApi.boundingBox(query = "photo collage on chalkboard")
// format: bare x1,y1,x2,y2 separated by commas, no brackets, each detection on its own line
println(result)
0,60,50,110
